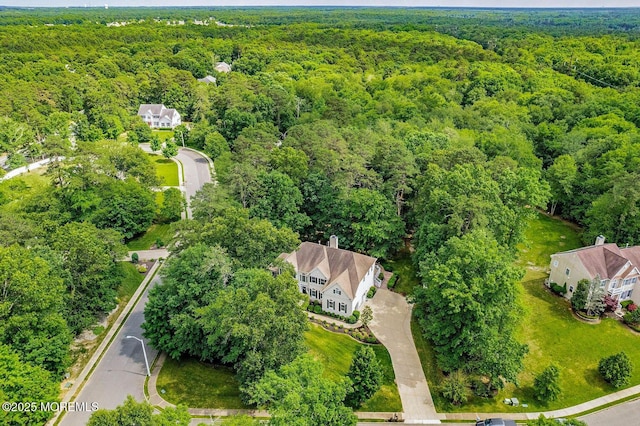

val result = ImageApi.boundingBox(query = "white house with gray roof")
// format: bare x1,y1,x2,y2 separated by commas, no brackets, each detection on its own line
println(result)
279,236,379,316
549,235,640,306
137,104,181,129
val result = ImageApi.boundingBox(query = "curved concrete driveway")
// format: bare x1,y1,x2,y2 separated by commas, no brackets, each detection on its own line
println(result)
368,289,440,424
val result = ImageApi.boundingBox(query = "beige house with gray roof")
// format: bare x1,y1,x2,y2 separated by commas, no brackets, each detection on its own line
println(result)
279,236,380,316
549,236,640,306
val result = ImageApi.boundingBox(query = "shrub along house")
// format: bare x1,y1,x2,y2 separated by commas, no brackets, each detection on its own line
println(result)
548,235,640,307
279,236,380,317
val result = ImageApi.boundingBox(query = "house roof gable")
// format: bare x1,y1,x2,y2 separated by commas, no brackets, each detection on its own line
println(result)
556,243,640,280
282,242,376,299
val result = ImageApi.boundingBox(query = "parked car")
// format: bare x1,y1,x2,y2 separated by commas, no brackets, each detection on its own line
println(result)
476,419,517,426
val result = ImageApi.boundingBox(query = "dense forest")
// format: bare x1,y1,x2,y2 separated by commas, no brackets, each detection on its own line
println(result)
1,6,640,424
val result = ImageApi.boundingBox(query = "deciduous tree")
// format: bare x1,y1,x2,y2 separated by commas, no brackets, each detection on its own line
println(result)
533,364,561,402
345,346,382,407
599,352,633,388
248,354,356,426
414,229,527,386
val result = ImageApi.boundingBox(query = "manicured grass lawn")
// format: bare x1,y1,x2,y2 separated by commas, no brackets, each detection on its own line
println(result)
516,212,583,272
152,129,175,142
157,357,251,409
305,324,402,412
126,223,174,250
116,262,144,301
149,154,179,186
413,211,640,412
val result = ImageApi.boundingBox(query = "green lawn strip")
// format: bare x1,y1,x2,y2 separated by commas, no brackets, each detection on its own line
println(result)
381,249,420,295
411,315,448,409
156,357,251,409
148,154,179,186
305,323,402,412
116,261,144,302
126,223,173,251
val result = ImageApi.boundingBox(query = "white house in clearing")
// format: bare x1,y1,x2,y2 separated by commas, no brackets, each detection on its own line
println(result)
279,236,380,316
137,104,181,129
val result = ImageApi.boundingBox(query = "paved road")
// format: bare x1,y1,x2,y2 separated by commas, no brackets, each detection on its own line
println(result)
138,144,213,218
367,289,440,424
580,397,640,426
176,148,212,218
58,274,161,426
57,146,212,425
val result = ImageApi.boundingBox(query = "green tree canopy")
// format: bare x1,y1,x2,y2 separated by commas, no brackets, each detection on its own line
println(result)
414,229,527,387
345,345,382,407
248,354,356,426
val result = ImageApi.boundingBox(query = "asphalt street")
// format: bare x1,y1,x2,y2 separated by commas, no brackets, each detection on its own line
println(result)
580,397,640,426
176,148,212,218
57,146,211,425
58,274,161,426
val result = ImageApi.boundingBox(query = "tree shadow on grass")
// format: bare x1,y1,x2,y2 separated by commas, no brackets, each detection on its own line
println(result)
583,367,610,393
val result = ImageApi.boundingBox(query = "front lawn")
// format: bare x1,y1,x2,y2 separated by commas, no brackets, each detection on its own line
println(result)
126,223,173,251
156,323,401,412
156,357,251,409
149,154,179,186
152,129,175,142
305,323,402,412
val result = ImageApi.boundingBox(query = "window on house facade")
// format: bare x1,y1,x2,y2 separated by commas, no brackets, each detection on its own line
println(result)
569,285,574,292
310,276,318,284
565,268,570,276
612,279,619,289
328,300,335,309
553,260,559,267
338,303,347,313
300,274,307,282
600,279,607,288
632,277,638,284
624,278,631,286
333,288,341,295
318,279,327,285
302,286,307,294
310,289,317,298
